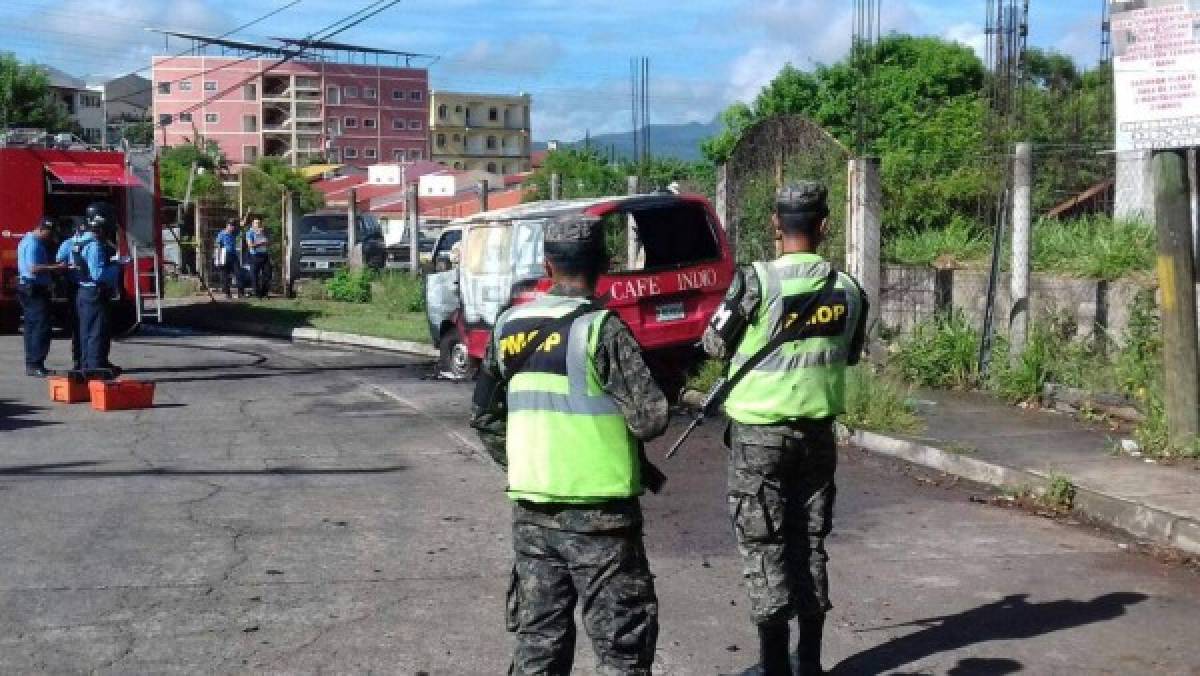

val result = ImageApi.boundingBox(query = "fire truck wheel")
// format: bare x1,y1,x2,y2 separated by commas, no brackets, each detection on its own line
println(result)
438,332,479,381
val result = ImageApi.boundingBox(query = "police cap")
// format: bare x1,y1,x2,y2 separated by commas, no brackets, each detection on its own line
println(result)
775,181,829,217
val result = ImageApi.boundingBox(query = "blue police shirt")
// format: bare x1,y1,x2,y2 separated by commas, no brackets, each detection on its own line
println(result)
216,230,240,255
17,232,51,287
79,238,111,288
246,228,268,256
56,234,88,285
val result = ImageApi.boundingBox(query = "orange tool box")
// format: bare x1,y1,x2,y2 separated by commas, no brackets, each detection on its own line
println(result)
48,374,90,403
88,379,156,412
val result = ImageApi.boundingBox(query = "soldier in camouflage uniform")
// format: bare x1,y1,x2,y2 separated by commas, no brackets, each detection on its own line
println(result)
471,213,670,675
703,182,868,675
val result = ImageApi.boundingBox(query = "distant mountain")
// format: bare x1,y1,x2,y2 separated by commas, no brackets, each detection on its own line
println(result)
534,120,722,162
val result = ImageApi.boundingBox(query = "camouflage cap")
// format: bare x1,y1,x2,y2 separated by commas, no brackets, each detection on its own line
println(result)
776,181,829,214
544,213,603,245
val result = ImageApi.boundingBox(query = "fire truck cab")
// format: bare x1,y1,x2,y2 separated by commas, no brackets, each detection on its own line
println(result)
425,193,735,392
0,144,163,334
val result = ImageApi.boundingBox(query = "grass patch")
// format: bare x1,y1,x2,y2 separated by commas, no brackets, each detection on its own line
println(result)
686,359,725,393
164,276,201,299
375,271,426,314
889,311,980,389
164,297,430,344
1031,215,1154,280
1042,472,1077,511
882,215,1154,281
843,366,923,435
885,217,990,267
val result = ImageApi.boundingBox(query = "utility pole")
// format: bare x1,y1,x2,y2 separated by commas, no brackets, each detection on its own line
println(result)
407,182,420,277
347,187,359,269
284,191,300,297
479,179,489,213
1153,150,1200,449
1009,142,1033,360
550,172,561,201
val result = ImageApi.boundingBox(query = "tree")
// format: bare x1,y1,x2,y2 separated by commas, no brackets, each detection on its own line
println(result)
158,140,226,202
121,121,154,146
0,53,74,131
524,148,718,203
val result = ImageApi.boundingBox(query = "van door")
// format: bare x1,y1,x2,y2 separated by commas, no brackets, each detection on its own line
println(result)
594,199,733,352
458,219,546,328
424,268,461,344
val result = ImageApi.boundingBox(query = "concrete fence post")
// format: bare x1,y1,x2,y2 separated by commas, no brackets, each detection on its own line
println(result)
284,191,300,297
550,173,561,201
407,183,420,277
846,157,882,338
1010,142,1033,360
347,187,360,269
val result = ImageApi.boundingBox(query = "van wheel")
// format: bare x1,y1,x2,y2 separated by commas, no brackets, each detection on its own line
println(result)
439,332,479,381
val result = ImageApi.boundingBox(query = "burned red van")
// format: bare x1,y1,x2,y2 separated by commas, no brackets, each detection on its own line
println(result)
425,193,735,389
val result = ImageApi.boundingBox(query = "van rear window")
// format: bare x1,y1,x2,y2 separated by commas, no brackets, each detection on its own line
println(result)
603,202,720,272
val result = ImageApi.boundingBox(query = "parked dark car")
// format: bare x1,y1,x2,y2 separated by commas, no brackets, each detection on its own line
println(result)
297,210,386,276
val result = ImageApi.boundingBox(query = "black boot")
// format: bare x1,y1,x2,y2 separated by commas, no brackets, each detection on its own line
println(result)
757,621,791,676
797,614,826,676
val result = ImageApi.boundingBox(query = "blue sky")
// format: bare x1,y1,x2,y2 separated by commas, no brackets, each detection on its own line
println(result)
0,0,1107,140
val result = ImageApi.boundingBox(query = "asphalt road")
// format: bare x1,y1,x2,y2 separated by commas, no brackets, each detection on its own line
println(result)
1,331,1199,674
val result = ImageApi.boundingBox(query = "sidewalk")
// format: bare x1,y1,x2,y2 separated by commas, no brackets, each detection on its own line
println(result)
851,389,1200,556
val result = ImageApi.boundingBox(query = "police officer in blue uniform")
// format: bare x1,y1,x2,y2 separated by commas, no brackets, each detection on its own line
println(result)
55,218,89,370
75,203,121,377
215,218,245,298
245,217,271,299
17,218,65,377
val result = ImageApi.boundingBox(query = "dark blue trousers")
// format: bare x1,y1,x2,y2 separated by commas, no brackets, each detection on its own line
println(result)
17,284,51,369
76,285,110,372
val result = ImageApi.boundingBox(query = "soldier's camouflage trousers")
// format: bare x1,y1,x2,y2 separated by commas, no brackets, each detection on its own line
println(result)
727,420,837,626
507,521,659,675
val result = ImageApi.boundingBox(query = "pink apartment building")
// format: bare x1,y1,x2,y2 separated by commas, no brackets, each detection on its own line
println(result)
151,39,430,168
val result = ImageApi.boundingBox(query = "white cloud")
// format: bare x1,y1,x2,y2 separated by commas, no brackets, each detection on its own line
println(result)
442,34,565,77
943,22,988,61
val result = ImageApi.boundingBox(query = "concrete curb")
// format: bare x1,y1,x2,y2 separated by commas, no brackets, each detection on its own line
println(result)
850,429,1200,556
159,319,439,359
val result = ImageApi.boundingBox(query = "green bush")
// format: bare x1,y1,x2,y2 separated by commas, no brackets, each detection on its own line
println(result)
376,271,426,313
988,319,1090,402
889,311,980,388
686,359,726,393
326,269,372,303
843,366,923,434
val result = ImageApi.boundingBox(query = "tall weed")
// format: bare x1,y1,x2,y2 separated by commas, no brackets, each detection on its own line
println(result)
889,311,980,389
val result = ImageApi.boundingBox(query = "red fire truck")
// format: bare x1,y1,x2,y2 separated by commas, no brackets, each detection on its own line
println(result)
425,193,735,390
0,142,164,334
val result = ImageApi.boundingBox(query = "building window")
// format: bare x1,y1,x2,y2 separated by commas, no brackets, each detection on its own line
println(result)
410,90,422,101
438,104,448,119
344,86,358,98
178,112,193,123
409,149,422,161
364,147,378,160
488,107,498,122
486,135,498,150
364,87,377,99
393,149,405,161
326,87,340,105
436,133,446,148
179,81,192,92
327,148,340,162
158,113,173,126
453,161,464,170
204,81,217,92
452,133,461,142
408,119,422,130
363,117,377,129
205,113,219,123
392,118,404,131
344,147,358,159
244,83,257,101
344,117,358,129
327,118,341,135
486,162,497,173
392,89,404,100
244,145,259,162
243,115,258,132
158,82,171,95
